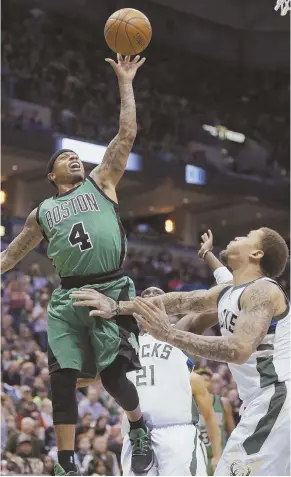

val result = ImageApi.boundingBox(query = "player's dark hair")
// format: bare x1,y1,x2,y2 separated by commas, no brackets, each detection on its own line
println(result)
259,227,289,278
46,149,76,175
195,367,213,378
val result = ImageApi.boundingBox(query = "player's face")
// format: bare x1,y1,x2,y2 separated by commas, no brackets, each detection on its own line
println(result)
220,229,264,269
48,151,85,186
200,374,212,392
141,287,165,298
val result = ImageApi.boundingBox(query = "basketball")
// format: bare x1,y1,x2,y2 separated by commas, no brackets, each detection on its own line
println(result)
104,8,152,56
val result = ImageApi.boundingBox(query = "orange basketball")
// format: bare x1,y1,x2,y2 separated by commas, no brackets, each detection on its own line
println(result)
104,8,152,56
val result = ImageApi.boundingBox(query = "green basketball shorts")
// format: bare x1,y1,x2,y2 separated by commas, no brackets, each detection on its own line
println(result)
47,276,141,378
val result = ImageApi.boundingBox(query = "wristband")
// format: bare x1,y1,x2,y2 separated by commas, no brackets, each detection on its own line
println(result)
213,266,233,285
202,249,211,260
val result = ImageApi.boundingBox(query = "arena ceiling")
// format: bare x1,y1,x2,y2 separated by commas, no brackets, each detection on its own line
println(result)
148,0,289,31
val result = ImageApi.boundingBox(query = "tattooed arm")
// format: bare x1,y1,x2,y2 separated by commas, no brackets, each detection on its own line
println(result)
90,55,145,194
132,280,281,364
1,209,43,273
70,284,226,319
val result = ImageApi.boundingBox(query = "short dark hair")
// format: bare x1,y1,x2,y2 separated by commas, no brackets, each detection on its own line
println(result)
259,227,289,278
196,367,213,378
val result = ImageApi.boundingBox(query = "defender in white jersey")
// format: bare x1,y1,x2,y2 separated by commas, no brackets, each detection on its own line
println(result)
127,227,290,476
121,287,222,476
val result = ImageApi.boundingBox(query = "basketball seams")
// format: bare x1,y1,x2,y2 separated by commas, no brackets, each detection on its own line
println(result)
125,23,137,55
126,21,152,41
104,10,120,36
114,17,124,53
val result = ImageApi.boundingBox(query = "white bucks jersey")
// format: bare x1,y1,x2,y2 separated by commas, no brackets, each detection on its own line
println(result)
122,333,193,433
218,277,290,401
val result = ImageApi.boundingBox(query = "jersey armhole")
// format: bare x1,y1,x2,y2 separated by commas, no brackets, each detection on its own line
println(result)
87,176,118,206
217,286,232,306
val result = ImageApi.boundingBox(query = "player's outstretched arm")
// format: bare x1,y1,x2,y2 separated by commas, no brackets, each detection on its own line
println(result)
131,280,281,363
198,229,233,283
90,54,145,189
70,284,226,319
1,209,43,273
190,373,222,471
221,397,235,437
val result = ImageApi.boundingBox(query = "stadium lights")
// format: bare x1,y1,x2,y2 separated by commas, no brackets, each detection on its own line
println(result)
165,219,175,233
61,138,142,171
202,124,245,143
0,191,7,205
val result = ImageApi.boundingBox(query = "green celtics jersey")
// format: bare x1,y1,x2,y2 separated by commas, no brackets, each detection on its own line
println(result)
198,394,227,458
37,177,126,277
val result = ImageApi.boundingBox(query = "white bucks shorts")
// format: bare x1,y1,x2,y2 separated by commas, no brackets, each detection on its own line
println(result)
121,424,197,476
215,381,290,476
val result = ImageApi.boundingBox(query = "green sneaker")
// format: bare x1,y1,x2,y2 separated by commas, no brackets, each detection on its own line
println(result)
54,463,82,476
129,427,154,474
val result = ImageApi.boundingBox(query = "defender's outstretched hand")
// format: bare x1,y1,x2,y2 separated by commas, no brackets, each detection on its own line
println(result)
70,288,117,319
133,297,171,341
105,54,146,83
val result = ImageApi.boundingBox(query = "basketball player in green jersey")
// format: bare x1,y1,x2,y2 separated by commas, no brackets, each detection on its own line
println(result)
195,368,235,475
1,54,154,476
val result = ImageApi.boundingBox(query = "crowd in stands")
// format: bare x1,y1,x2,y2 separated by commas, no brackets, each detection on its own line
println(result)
2,2,289,173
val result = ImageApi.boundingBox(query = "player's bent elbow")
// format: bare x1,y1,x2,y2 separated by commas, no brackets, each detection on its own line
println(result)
235,348,252,364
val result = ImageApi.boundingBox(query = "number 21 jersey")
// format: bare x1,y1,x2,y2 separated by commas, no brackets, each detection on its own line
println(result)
123,332,194,430
37,177,126,277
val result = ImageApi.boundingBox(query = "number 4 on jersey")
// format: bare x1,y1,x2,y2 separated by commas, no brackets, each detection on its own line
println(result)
69,222,92,251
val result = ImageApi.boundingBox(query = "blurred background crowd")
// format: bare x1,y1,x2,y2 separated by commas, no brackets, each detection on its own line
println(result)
1,1,289,175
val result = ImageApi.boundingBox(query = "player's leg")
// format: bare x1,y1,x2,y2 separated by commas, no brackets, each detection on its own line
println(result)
91,278,154,474
196,434,208,476
48,288,97,475
154,425,197,476
215,382,289,476
100,355,154,473
51,369,78,475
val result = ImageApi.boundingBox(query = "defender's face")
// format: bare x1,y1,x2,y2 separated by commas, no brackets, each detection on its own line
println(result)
48,151,85,185
220,229,264,266
141,287,165,298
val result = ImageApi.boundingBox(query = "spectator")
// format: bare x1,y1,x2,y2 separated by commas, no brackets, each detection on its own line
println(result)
87,456,107,476
5,417,43,458
90,435,120,476
30,293,49,351
6,434,43,475
75,412,94,440
78,385,107,422
75,436,93,475
2,361,21,387
42,455,54,476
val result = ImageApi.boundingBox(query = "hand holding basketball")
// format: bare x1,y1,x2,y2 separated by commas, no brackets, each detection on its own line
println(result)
105,54,146,83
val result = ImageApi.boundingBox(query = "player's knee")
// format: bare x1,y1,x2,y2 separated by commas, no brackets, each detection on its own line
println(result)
50,369,78,425
100,360,139,411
